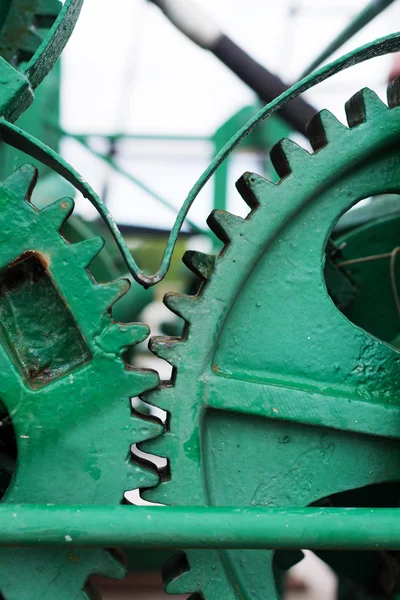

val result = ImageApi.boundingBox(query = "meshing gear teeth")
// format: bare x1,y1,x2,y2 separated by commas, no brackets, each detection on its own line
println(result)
0,165,160,599
141,81,400,600
182,251,215,281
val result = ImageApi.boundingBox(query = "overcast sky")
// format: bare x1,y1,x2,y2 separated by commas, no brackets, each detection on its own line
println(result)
59,0,400,228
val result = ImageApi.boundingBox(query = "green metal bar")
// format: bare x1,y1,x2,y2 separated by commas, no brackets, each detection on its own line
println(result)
23,0,83,90
0,1,12,35
301,0,397,78
1,506,400,549
71,134,207,236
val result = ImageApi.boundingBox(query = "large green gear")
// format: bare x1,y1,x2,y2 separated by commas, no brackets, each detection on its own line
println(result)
0,165,160,599
141,83,400,599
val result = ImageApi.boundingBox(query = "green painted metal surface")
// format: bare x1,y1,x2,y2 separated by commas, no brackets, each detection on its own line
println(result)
4,1,400,597
0,0,61,66
142,85,400,599
212,104,290,219
0,505,399,550
0,0,83,122
0,166,160,598
0,60,62,181
1,53,155,328
61,216,154,325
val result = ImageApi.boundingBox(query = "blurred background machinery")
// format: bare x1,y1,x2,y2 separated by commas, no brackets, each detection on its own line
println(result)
2,1,400,599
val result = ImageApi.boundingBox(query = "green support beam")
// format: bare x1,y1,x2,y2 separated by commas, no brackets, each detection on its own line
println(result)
0,505,400,550
300,0,397,78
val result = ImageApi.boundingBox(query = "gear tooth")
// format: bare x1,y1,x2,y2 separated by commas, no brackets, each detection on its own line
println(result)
94,549,127,580
166,571,199,595
345,88,387,128
3,165,38,202
96,278,131,309
163,552,199,595
183,250,216,280
236,172,261,210
164,292,197,322
81,579,103,600
141,386,174,411
236,171,273,209
387,76,400,108
36,0,61,23
40,197,74,230
307,109,347,150
128,461,159,488
207,209,245,243
131,415,164,444
125,323,151,346
95,323,151,354
70,237,105,268
149,336,183,366
126,369,160,397
142,479,177,504
38,0,61,13
270,138,310,179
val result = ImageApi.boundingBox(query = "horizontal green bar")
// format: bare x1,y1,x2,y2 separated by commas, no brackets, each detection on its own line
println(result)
61,129,210,143
1,506,400,549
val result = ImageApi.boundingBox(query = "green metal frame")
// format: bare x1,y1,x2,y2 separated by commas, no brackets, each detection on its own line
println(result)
3,3,400,595
0,26,398,289
0,506,397,550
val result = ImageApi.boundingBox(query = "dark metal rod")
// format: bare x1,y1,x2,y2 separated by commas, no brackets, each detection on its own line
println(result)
148,0,317,135
212,35,316,135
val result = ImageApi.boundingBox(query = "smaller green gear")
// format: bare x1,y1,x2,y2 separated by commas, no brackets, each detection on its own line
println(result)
0,165,160,599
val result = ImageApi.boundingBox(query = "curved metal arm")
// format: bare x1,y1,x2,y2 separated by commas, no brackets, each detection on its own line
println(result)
23,0,83,91
1,30,400,287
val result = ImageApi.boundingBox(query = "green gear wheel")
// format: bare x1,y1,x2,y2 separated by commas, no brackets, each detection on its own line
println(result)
0,165,160,599
141,82,400,599
0,0,61,67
